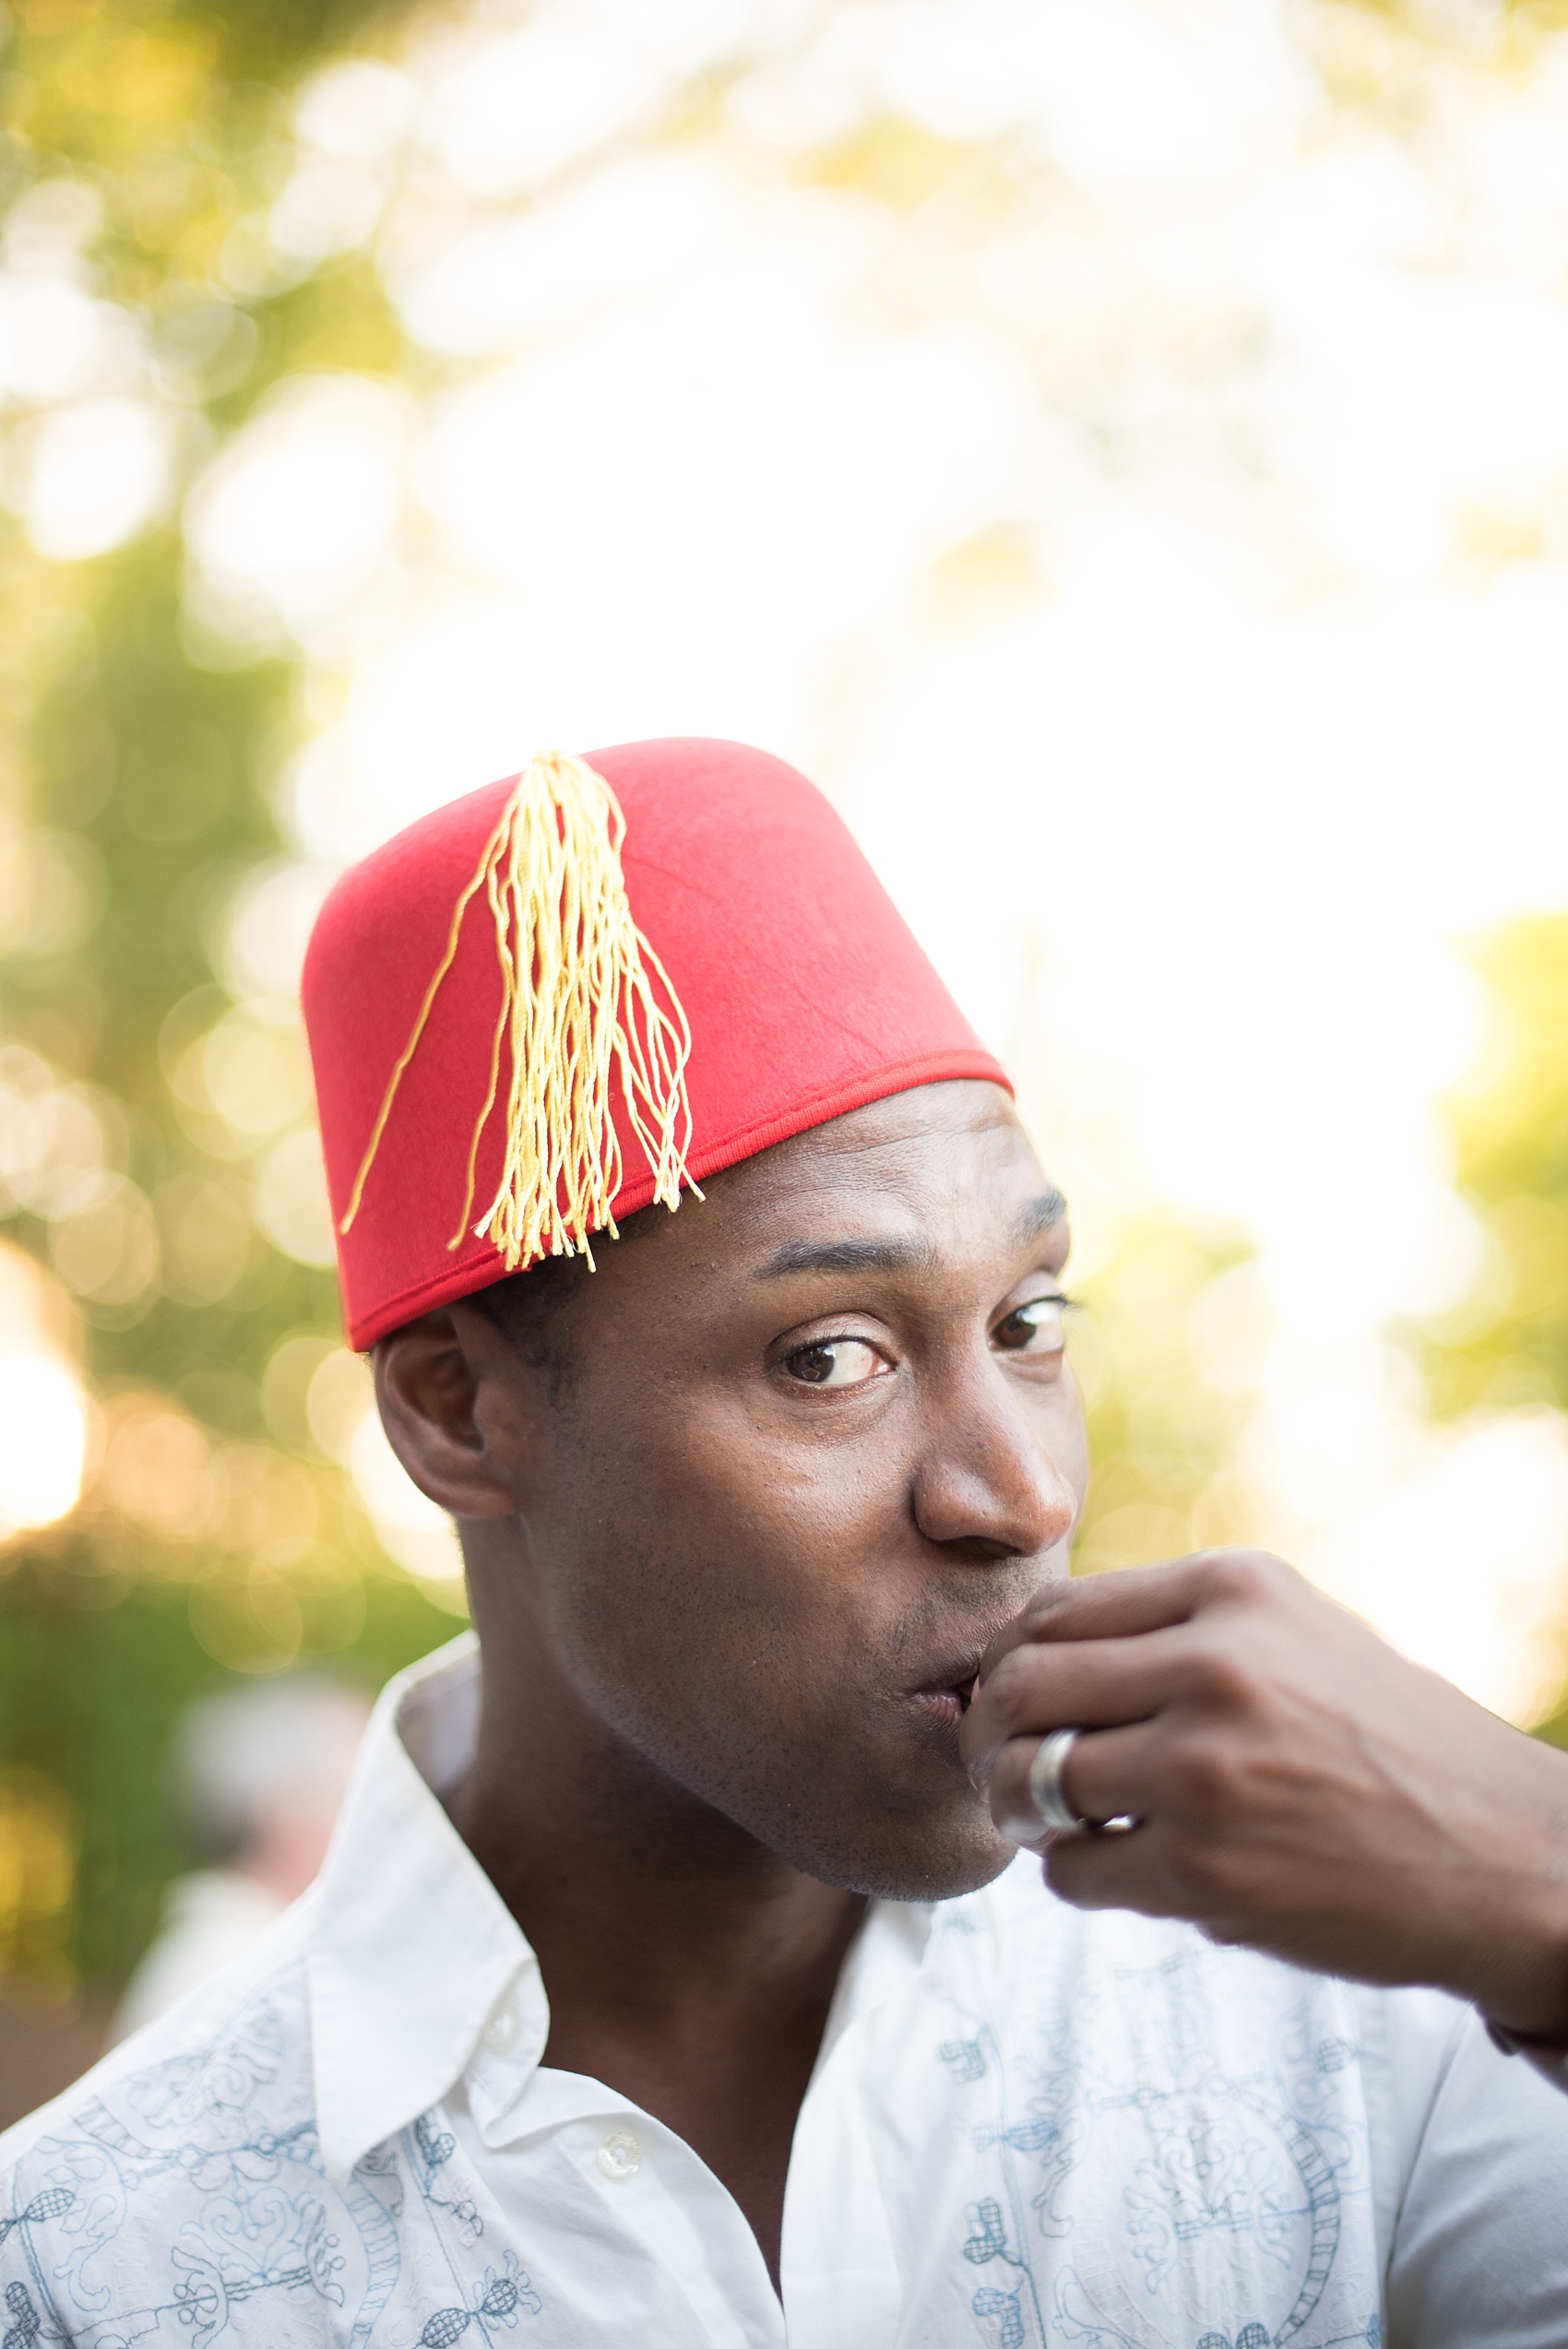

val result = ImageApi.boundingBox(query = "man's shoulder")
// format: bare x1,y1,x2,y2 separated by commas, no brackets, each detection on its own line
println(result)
2,1897,317,2167
0,1908,327,2341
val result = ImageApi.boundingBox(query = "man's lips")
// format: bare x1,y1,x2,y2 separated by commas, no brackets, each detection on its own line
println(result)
907,1616,1020,1732
911,1670,980,1730
914,1687,970,1729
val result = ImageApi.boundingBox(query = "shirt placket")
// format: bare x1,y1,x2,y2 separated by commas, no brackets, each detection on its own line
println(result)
467,2021,786,2349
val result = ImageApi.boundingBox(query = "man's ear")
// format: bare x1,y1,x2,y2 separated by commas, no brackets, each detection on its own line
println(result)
373,1304,544,1519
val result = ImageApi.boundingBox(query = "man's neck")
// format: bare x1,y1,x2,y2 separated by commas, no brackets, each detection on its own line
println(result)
443,1620,866,2289
449,1745,865,2034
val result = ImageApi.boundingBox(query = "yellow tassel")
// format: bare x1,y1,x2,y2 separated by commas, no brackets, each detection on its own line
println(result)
339,751,699,1272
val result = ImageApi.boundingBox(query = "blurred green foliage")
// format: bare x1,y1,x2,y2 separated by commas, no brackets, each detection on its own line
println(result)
1420,916,1568,1425
0,0,436,2012
1415,915,1568,1745
0,1564,455,1993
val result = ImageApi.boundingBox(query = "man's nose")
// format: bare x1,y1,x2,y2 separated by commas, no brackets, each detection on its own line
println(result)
910,1366,1078,1562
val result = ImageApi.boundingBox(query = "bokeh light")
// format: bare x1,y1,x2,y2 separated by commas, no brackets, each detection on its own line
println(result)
0,1241,89,1539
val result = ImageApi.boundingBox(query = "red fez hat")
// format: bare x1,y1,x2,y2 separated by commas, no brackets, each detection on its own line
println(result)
303,736,1010,1349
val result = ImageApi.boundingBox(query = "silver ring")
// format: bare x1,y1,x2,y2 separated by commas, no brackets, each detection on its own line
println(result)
1028,1726,1092,1835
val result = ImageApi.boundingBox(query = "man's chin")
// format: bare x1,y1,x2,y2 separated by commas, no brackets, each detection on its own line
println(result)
791,1819,1020,1905
664,1723,1021,1901
716,1740,1024,1902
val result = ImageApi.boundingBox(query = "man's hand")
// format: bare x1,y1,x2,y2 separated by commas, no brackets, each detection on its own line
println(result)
960,1550,1568,2042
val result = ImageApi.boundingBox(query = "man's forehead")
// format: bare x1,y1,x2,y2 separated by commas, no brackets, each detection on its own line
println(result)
712,1085,1067,1262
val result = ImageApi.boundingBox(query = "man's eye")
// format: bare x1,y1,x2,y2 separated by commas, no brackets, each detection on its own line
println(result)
993,1298,1068,1355
783,1338,885,1387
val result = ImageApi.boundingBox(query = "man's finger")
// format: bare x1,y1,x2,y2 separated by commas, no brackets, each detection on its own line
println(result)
962,1628,1190,1783
979,1549,1291,1681
1040,1822,1186,1917
984,1719,1162,1844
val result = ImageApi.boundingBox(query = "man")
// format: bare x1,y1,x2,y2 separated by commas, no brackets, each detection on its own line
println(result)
2,738,1563,2347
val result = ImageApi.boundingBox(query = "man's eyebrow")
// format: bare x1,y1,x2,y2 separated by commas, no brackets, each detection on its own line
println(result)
754,1193,1066,1284
753,1236,929,1281
1017,1188,1069,1244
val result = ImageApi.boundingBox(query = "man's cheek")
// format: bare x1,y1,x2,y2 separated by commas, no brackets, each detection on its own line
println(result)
581,1548,830,1721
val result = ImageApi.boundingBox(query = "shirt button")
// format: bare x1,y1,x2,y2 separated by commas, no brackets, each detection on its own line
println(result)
596,2129,642,2181
482,1999,520,2053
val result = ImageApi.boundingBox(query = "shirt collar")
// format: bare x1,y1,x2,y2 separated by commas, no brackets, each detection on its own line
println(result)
311,1632,537,2182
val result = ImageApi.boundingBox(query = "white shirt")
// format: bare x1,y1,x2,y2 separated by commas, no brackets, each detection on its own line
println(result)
108,1870,287,2045
4,1633,1564,2347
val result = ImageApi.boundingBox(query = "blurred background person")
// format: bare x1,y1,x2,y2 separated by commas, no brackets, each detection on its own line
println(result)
109,1676,370,2044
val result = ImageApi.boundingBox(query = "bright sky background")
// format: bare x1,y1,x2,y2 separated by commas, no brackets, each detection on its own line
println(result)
13,0,1568,1714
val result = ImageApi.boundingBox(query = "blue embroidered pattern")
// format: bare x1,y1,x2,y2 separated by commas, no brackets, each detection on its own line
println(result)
924,1908,1384,2349
0,1897,1428,2345
0,1984,542,2346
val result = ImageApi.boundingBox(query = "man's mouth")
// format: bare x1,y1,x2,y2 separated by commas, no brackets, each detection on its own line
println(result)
912,1672,980,1730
